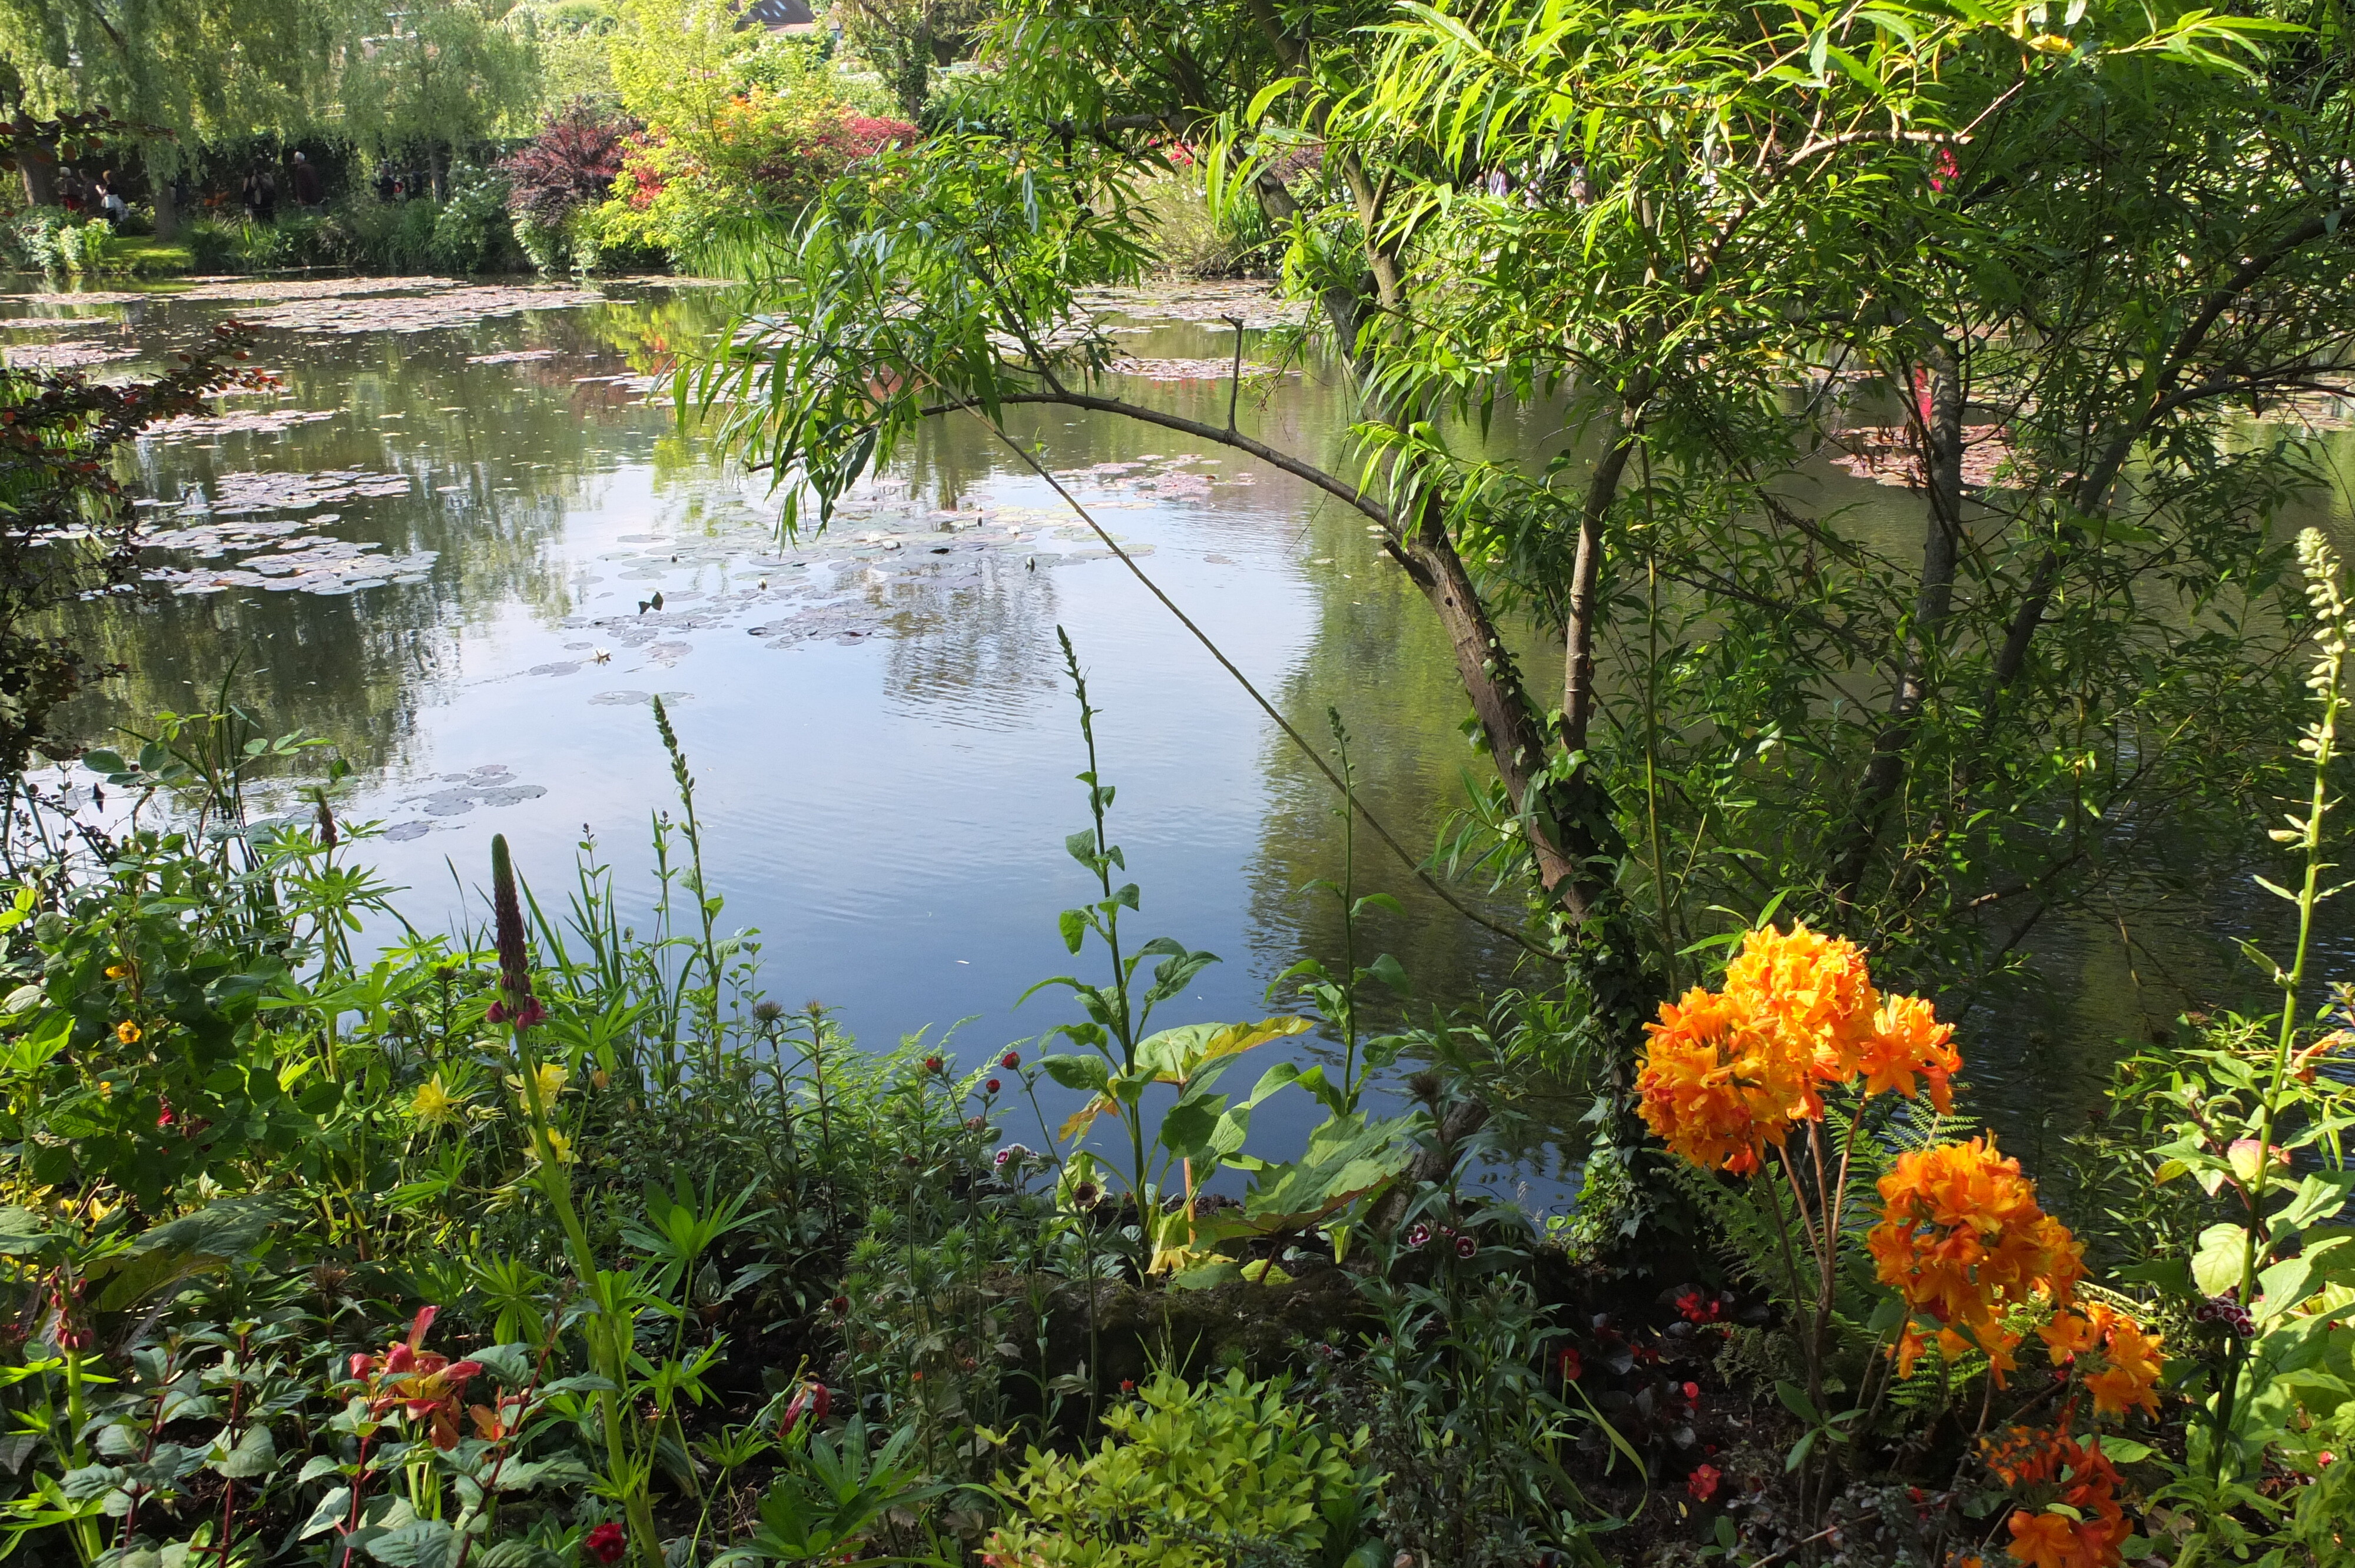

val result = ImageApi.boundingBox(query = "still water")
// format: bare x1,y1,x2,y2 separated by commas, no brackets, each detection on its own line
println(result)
8,273,2353,1194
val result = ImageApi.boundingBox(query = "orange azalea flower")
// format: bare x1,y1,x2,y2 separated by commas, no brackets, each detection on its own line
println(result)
1636,986,1814,1173
1984,1427,2131,1568
2039,1303,2164,1420
1869,1136,2084,1381
1858,993,1961,1110
1720,921,1880,1081
2005,1510,2082,1568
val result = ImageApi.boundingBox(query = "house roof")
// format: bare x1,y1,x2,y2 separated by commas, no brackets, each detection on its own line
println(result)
733,0,817,30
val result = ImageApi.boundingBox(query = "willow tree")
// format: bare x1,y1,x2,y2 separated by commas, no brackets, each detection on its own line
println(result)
695,0,2347,1061
336,0,542,200
0,0,349,232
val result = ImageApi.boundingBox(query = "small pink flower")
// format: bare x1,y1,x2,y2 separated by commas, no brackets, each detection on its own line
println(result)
1454,1234,1477,1259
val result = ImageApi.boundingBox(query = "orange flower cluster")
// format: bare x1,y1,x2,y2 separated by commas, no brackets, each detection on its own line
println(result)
1981,1427,2131,1568
2040,1303,2164,1420
1636,923,1961,1174
1867,1135,2085,1379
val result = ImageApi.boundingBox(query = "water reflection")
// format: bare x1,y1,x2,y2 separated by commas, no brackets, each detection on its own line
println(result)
5,273,2351,1202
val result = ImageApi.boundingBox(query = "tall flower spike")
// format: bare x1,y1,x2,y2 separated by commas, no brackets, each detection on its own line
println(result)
488,835,542,1027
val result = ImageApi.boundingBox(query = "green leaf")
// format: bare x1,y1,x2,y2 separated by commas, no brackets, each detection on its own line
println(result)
1057,908,1086,954
209,1424,276,1479
2192,1222,2251,1298
364,1519,457,1567
2276,1171,2355,1235
1040,1054,1112,1094
298,1486,353,1540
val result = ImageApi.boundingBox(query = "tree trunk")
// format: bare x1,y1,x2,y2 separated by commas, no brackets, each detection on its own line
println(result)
1832,345,1965,903
146,145,180,240
18,138,55,207
1561,390,1647,762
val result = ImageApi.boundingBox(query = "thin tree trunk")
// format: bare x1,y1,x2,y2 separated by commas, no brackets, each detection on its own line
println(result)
1832,345,1965,903
1561,390,1648,762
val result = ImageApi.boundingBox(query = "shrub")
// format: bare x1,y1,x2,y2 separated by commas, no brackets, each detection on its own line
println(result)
183,218,241,272
598,92,914,269
983,1370,1376,1568
8,206,77,271
429,163,514,273
502,98,638,232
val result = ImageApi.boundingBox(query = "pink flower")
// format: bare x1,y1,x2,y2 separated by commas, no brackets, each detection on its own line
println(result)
1929,147,1960,193
1454,1234,1478,1259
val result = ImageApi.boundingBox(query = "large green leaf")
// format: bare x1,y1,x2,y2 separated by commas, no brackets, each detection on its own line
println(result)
1240,1111,1424,1231
1136,1016,1311,1084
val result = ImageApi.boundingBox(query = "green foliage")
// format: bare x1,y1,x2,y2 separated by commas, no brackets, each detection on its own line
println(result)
337,0,544,181
430,163,516,273
986,1369,1374,1568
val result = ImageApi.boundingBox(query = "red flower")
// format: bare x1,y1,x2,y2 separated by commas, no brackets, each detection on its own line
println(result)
1558,1348,1583,1380
781,1381,831,1433
354,1306,480,1449
1687,1464,1723,1502
583,1521,629,1564
1001,1051,1020,1069
986,1078,1001,1094
924,1055,943,1074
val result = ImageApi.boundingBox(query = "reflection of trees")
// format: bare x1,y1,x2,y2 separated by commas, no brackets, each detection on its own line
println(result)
1242,496,1541,1032
54,293,712,770
881,555,1064,726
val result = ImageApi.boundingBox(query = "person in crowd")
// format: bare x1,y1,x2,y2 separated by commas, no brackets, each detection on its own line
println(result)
97,174,130,225
290,151,323,209
242,165,277,224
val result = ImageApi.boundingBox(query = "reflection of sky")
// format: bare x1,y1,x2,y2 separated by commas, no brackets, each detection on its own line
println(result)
16,277,2355,1208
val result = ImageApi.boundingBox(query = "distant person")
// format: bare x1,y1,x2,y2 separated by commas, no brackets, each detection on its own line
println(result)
98,182,129,225
242,167,277,224
290,151,323,209
375,165,397,202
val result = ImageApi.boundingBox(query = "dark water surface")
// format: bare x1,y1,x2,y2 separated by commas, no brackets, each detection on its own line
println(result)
9,273,2354,1200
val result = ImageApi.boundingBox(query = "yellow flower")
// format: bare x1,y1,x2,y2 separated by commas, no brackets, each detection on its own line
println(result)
104,965,127,980
115,1021,141,1045
539,1127,575,1164
508,1061,568,1109
408,1074,467,1128
97,1079,113,1098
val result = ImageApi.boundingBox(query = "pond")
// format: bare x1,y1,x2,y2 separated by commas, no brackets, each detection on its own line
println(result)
8,272,2354,1197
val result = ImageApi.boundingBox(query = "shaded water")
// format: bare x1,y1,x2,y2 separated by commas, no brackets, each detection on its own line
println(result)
9,274,2354,1197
